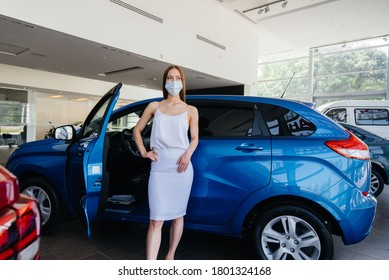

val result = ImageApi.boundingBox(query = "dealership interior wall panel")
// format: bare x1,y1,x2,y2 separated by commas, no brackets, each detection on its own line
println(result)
0,0,259,95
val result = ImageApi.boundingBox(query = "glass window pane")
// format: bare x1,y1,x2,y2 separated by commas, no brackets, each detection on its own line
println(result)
355,109,389,125
258,50,309,101
313,44,388,95
197,107,254,137
259,104,316,137
325,108,347,123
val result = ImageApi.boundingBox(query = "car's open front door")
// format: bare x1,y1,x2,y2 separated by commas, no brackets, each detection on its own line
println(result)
75,83,121,237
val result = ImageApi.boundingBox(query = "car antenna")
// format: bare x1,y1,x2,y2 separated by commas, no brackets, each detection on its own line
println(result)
280,72,295,98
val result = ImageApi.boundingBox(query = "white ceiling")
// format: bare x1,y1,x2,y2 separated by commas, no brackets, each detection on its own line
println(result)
1,0,389,94
219,0,389,55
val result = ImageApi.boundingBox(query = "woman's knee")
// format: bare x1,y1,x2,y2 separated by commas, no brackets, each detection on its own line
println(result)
172,217,184,226
149,220,164,230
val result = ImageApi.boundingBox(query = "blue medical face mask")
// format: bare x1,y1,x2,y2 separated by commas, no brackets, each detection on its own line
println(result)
165,80,183,96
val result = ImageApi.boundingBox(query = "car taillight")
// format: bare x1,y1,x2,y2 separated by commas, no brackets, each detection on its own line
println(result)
14,196,41,259
0,209,18,259
0,166,19,208
325,131,370,160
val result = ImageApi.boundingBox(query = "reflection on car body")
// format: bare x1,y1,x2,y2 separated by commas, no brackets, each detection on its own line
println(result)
6,83,377,260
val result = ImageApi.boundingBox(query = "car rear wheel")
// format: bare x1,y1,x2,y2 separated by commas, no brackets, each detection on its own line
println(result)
20,178,59,233
251,205,333,260
371,169,384,197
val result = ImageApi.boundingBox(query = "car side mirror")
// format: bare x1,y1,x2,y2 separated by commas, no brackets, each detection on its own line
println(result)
54,125,75,141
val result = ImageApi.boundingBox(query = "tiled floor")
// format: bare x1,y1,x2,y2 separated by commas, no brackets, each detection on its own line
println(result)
40,185,389,260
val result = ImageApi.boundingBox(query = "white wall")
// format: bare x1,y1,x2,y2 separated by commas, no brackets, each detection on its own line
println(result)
0,0,259,93
0,64,161,101
34,93,95,140
0,0,260,143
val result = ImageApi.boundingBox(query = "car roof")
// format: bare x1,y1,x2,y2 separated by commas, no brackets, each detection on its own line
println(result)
112,95,348,139
121,95,315,112
317,100,389,111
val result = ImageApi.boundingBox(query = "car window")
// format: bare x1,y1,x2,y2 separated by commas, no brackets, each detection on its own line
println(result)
355,108,389,126
80,102,109,139
258,103,316,136
197,106,255,137
108,111,142,132
325,108,347,122
108,108,152,137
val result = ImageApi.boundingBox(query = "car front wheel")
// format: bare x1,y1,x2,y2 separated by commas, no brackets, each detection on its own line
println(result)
251,205,333,260
20,177,59,233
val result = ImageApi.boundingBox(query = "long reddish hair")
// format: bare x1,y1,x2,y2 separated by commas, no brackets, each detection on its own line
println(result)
162,65,186,102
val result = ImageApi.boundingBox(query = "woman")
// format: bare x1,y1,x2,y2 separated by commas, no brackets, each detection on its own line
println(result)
133,65,199,260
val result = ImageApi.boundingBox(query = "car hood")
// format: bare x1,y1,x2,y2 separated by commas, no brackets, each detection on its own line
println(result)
8,138,70,163
18,138,67,149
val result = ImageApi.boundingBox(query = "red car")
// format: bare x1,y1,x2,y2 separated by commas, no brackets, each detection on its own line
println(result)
0,165,41,260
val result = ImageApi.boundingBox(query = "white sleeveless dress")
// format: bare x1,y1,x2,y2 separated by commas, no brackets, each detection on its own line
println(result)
148,106,194,221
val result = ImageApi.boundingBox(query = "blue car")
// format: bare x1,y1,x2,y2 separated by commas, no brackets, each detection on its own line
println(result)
6,83,376,260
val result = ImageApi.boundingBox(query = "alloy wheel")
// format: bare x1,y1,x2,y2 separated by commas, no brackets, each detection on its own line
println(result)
22,186,52,226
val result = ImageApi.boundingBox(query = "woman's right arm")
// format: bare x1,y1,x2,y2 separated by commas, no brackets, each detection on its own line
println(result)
133,102,158,160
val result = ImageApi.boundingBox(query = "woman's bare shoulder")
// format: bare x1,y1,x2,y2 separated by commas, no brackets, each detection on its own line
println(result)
146,101,159,111
148,101,160,108
187,104,198,114
141,101,159,118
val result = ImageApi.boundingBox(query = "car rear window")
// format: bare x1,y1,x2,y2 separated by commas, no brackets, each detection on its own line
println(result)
258,104,316,136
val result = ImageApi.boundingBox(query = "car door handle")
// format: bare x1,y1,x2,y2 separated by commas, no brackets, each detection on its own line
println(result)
235,143,264,151
77,142,89,153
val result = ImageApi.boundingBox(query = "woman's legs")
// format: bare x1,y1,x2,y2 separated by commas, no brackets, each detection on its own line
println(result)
146,220,164,260
166,216,184,260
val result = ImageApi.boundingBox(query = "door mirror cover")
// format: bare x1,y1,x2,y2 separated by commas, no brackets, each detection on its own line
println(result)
54,125,75,141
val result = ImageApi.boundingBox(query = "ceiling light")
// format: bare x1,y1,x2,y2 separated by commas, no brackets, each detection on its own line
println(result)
49,95,63,99
243,0,289,14
0,41,29,56
101,66,144,76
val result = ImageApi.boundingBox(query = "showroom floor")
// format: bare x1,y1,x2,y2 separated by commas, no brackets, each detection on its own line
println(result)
39,186,389,260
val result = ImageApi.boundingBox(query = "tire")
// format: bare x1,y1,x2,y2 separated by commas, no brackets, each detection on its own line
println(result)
20,177,60,233
251,205,333,260
370,169,384,197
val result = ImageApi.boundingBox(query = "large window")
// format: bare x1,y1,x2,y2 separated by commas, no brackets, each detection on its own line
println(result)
258,36,389,106
0,89,28,146
258,50,309,101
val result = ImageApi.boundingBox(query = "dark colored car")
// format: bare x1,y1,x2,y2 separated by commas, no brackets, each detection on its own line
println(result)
6,83,377,260
340,123,389,197
0,165,41,260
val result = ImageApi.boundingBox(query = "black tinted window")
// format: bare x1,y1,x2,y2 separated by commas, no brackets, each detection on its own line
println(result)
259,104,316,136
197,106,254,137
